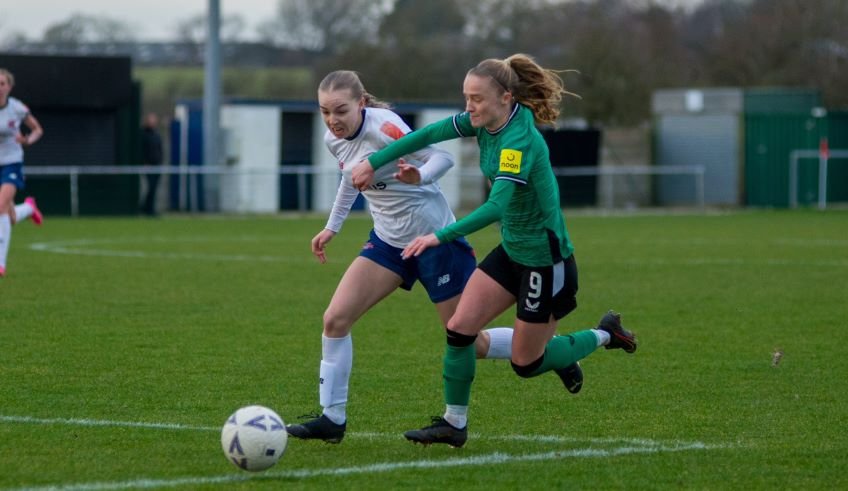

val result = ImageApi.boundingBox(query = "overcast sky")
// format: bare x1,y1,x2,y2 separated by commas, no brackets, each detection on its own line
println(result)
2,0,704,42
2,0,277,41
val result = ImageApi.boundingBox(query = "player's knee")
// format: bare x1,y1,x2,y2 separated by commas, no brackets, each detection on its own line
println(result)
446,315,477,337
322,310,352,337
445,316,460,333
511,355,544,378
446,328,477,347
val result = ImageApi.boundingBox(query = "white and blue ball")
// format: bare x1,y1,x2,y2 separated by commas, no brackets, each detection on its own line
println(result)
221,405,288,471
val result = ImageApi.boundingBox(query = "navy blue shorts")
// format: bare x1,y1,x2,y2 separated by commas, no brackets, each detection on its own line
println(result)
359,230,476,303
0,163,25,189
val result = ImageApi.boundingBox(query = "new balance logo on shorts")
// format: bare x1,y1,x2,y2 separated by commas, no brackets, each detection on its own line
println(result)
437,274,451,287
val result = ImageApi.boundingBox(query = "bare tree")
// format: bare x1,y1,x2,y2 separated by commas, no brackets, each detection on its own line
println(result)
0,31,29,50
134,0,845,125
173,13,247,44
317,0,482,102
459,0,568,57
173,13,248,63
458,0,520,43
379,0,465,42
42,14,137,44
700,0,848,106
257,0,393,52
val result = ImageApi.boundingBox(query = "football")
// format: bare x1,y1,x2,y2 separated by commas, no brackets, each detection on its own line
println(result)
221,405,288,472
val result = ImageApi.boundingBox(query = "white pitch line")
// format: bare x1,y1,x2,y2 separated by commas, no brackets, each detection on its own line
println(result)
29,237,848,268
28,238,344,264
0,414,701,449
0,415,218,432
351,431,696,448
7,443,722,491
1,413,727,491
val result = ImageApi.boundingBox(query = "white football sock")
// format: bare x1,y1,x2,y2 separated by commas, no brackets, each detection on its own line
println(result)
0,214,11,268
592,329,610,347
483,327,513,359
319,334,352,424
444,405,468,429
14,202,33,222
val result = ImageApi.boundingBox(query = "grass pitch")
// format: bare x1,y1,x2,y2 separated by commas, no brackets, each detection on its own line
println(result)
1,210,846,490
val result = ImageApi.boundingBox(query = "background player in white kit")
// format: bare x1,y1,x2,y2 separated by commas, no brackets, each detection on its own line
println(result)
286,71,582,443
0,68,44,278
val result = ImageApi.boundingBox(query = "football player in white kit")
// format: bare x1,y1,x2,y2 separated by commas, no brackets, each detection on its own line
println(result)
285,71,583,443
0,68,44,278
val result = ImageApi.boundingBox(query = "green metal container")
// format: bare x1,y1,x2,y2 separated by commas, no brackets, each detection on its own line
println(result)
743,88,822,114
825,111,848,204
744,112,827,207
743,89,824,207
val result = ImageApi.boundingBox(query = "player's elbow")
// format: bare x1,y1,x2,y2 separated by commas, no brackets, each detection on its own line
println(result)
434,149,455,168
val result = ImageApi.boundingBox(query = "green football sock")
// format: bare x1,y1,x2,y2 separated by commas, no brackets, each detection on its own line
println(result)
443,344,476,406
529,330,599,377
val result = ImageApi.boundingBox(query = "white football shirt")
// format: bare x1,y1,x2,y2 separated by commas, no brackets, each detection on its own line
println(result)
323,107,457,248
0,97,29,165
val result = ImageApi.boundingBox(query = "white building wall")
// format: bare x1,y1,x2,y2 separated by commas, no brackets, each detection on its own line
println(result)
219,105,281,213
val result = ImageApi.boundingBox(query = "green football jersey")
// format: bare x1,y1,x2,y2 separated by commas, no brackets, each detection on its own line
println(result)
368,103,574,266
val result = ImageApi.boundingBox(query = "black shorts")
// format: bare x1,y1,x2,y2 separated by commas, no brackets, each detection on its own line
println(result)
478,245,578,323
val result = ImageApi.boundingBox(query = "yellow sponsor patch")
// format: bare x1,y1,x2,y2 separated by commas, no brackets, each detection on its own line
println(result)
499,149,522,173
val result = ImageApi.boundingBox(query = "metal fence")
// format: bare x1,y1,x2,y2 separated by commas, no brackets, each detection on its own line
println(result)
25,164,706,216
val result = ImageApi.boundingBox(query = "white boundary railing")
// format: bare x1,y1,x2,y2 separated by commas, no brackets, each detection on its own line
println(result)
555,164,705,209
25,164,705,216
789,149,848,209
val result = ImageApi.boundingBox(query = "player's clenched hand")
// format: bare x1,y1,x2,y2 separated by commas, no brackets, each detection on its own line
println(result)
401,234,440,260
311,229,336,264
394,159,421,185
351,160,375,191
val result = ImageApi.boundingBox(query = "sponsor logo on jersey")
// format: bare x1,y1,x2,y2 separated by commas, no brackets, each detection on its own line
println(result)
499,149,522,173
381,121,406,140
338,160,345,170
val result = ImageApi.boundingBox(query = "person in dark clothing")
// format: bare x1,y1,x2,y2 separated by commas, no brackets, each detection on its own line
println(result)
140,112,163,216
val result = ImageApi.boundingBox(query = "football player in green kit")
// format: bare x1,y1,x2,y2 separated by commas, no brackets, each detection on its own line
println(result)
351,53,637,447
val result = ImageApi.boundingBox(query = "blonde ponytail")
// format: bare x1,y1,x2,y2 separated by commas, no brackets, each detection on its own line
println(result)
468,54,578,125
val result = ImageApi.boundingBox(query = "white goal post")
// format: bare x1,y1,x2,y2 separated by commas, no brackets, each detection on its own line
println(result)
789,149,848,209
25,164,706,216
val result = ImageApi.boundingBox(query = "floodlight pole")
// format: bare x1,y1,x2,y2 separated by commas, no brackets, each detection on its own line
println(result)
203,0,222,210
